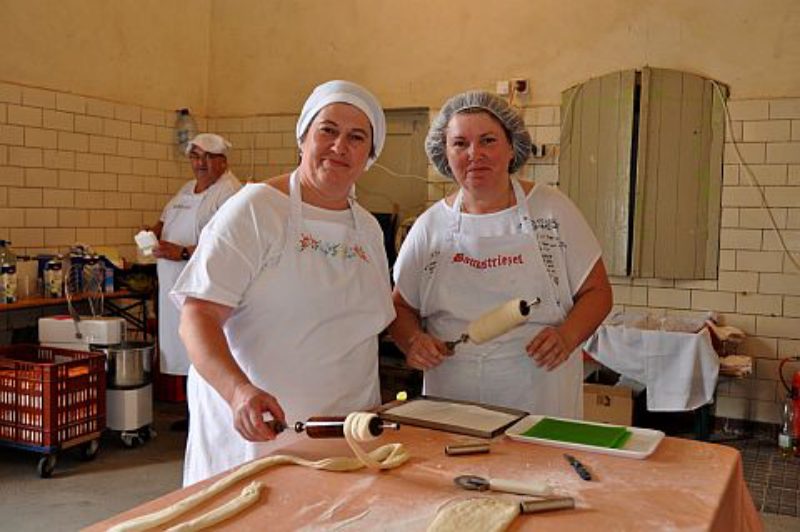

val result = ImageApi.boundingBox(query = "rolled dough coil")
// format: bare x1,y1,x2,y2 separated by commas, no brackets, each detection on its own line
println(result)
446,298,540,350
468,298,533,344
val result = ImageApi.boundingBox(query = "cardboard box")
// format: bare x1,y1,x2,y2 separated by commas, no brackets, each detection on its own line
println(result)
583,383,633,426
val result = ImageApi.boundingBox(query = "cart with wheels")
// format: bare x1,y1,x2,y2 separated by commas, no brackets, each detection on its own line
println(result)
0,345,106,478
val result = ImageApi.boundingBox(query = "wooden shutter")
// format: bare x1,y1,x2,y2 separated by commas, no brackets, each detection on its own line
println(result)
559,70,635,276
633,68,724,279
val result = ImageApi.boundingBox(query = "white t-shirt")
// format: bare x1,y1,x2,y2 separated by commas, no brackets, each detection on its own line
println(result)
159,171,242,241
394,183,601,312
171,182,383,308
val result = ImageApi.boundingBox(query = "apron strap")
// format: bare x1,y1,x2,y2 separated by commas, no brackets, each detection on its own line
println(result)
449,177,532,238
289,170,360,231
510,177,534,235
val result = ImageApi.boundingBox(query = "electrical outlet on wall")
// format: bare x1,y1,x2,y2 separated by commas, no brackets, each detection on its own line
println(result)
512,79,529,95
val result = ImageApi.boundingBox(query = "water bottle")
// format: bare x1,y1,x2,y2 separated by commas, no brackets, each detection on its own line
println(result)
68,250,85,293
103,261,115,293
0,240,18,303
0,240,15,266
175,108,197,156
779,396,795,459
44,257,64,298
1,263,17,303
84,254,105,293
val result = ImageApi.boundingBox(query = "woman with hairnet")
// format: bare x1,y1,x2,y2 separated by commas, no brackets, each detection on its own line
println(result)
171,80,395,485
390,91,612,418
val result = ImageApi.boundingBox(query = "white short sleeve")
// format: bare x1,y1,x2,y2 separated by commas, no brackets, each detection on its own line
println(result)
533,186,602,296
392,203,446,310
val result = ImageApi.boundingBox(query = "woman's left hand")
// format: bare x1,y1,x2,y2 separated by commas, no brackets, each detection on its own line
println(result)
153,240,183,261
526,326,572,370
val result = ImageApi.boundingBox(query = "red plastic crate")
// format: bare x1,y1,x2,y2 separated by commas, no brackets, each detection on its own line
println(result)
0,345,106,452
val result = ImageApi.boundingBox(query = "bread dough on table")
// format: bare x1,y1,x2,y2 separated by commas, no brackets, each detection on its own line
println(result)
427,498,520,532
109,413,409,532
166,481,263,532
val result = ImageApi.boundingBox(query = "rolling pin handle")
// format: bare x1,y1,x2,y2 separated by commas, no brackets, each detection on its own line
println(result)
445,333,470,351
520,297,541,316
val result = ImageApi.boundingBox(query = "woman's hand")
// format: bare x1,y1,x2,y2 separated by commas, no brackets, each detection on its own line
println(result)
230,382,287,442
405,332,449,370
526,326,573,371
152,240,183,261
526,260,613,372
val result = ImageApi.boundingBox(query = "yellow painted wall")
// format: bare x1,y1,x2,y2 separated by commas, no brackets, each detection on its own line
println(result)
0,0,211,113
208,0,800,115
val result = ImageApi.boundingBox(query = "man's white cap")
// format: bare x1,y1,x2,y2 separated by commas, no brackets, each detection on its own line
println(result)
185,133,232,156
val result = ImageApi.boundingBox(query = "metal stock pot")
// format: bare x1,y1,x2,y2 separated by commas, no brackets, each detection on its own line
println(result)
97,341,154,388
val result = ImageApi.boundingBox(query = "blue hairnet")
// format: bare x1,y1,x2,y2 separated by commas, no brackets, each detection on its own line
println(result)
296,80,386,170
425,91,532,178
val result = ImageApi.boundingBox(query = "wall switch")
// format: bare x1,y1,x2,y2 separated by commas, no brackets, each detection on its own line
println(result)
496,80,510,96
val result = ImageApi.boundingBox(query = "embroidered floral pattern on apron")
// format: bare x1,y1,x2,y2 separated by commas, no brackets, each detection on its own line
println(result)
296,233,370,262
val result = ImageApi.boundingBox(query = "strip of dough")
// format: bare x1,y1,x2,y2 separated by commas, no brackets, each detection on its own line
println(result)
109,413,409,532
165,481,263,532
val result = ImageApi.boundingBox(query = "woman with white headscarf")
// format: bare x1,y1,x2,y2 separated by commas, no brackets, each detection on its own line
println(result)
172,80,394,486
390,91,612,419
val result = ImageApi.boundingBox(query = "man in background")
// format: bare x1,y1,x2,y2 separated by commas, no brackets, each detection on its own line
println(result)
149,133,241,430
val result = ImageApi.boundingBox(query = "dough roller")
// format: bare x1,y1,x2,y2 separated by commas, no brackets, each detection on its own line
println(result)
445,297,541,350
294,416,400,438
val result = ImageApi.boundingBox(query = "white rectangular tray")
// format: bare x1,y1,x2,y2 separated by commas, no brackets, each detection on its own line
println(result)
505,415,665,459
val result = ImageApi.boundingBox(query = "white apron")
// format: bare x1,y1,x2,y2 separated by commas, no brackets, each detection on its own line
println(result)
420,178,583,418
158,187,204,375
184,171,394,485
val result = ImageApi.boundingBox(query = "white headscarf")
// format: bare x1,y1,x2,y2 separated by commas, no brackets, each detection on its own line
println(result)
296,80,386,170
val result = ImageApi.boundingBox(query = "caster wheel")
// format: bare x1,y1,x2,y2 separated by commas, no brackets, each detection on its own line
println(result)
80,439,100,461
37,455,56,478
138,426,154,442
121,433,142,448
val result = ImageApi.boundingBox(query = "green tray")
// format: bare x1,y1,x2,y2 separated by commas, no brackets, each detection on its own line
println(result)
522,417,632,449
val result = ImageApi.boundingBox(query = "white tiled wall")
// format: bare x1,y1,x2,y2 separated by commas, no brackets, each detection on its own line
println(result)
203,115,299,183
0,81,196,259
2,79,799,424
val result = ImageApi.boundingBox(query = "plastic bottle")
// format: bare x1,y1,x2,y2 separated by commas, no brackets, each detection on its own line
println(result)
103,261,115,293
1,263,16,303
175,108,198,156
0,240,18,303
779,396,795,459
84,254,105,293
0,240,15,266
44,257,64,298
68,250,85,293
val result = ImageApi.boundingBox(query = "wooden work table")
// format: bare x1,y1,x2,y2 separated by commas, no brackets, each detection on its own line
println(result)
86,422,762,531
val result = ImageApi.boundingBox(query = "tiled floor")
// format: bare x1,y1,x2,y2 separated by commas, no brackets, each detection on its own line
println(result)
722,436,800,517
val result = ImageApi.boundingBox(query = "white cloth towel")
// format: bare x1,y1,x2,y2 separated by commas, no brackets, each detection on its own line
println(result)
584,325,720,411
